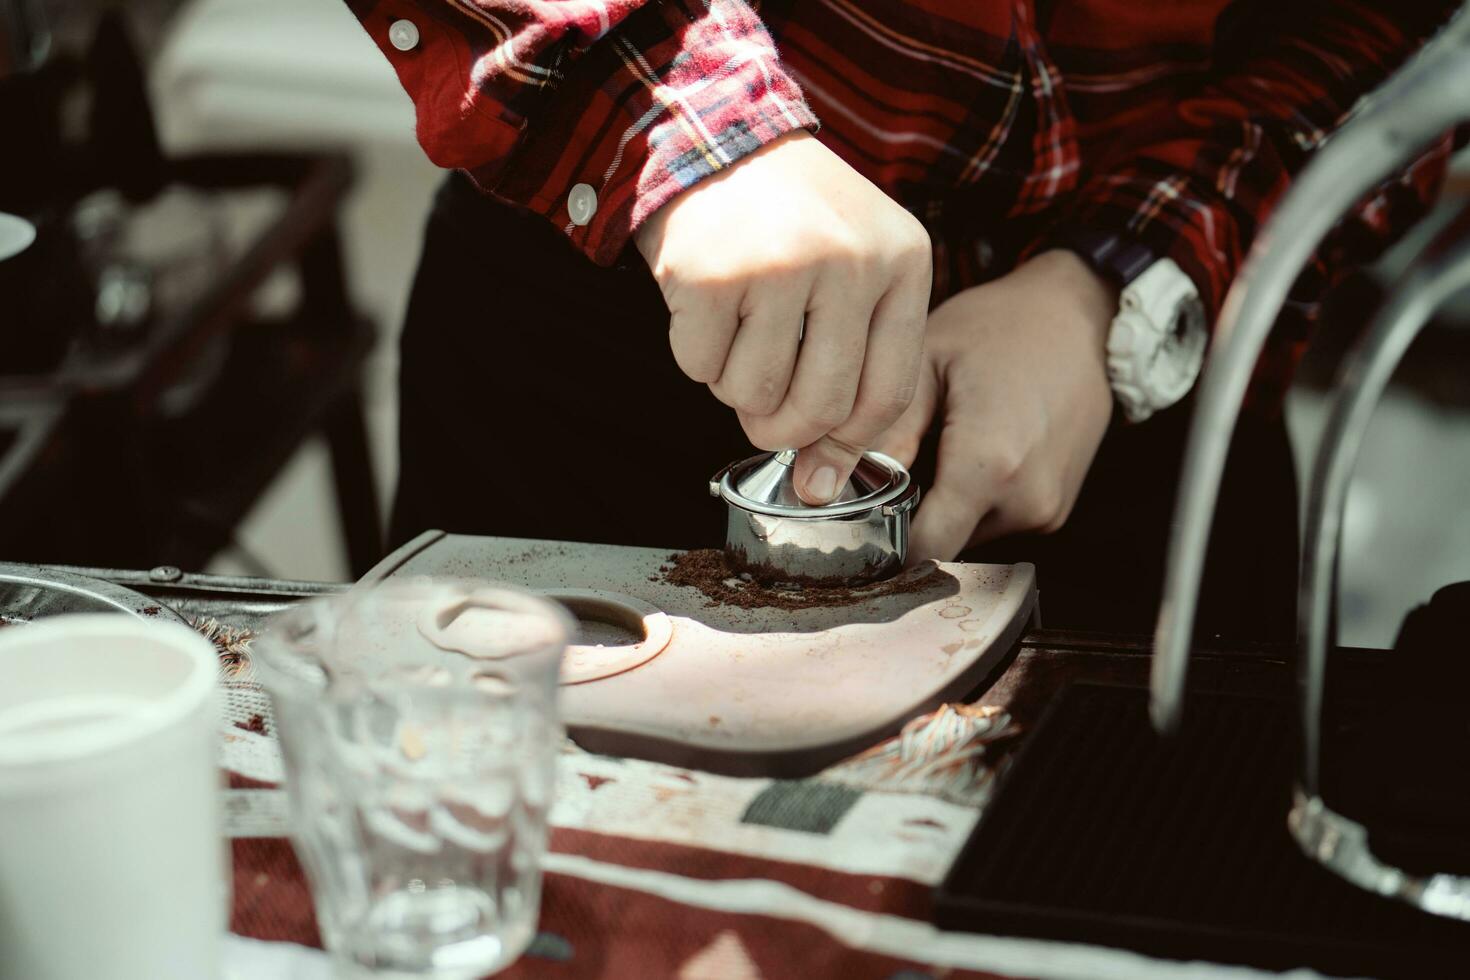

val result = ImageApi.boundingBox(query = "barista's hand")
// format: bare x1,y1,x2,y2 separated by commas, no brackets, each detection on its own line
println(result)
635,130,931,504
873,250,1117,561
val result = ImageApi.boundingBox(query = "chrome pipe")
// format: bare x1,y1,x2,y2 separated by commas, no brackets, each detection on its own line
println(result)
0,0,50,78
1297,202,1470,793
1151,9,1470,732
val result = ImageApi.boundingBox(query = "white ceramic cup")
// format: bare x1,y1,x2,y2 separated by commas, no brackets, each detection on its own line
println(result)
0,211,36,262
0,614,227,980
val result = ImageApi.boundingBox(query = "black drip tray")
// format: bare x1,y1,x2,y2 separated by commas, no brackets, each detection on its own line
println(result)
935,683,1470,977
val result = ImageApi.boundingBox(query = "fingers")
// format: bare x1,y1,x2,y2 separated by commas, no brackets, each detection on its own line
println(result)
737,280,872,455
641,130,936,492
870,360,939,469
910,427,1079,562
707,290,806,417
793,282,927,500
847,270,930,447
667,283,741,385
907,412,1016,563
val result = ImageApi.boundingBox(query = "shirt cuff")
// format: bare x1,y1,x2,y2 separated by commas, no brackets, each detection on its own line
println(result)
481,0,819,266
1038,172,1239,324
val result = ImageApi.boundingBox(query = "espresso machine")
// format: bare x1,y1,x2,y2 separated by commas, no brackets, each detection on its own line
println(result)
1152,6,1470,921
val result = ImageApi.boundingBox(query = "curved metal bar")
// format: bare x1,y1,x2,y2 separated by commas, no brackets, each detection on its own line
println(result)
1290,788,1470,921
1298,202,1470,793
1151,11,1470,732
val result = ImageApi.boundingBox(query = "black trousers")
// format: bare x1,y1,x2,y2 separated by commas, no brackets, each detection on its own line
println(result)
393,173,1299,641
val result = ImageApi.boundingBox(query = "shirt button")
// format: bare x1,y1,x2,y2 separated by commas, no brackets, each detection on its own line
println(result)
388,19,420,52
568,183,598,226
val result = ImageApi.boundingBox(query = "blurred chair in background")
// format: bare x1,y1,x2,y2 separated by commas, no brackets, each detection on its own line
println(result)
0,5,383,576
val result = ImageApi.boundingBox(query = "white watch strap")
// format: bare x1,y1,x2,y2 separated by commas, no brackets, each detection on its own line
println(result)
1106,258,1207,423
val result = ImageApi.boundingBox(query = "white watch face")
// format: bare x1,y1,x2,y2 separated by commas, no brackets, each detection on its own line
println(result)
1107,259,1207,421
1154,297,1207,401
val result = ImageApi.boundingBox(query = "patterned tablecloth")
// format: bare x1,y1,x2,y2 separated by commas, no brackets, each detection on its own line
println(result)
207,617,1301,980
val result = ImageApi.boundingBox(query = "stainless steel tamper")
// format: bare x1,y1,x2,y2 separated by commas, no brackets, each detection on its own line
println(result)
709,449,919,584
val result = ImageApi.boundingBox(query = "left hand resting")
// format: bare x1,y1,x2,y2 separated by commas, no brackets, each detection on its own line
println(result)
874,249,1119,562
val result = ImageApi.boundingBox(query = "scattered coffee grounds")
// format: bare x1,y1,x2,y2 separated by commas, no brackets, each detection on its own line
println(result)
661,548,944,610
141,605,161,617
233,713,268,735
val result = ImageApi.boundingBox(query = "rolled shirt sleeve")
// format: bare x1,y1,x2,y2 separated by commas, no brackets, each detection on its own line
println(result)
347,0,819,264
1051,1,1462,323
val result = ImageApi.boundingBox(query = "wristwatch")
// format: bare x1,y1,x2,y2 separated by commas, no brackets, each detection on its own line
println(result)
1054,228,1208,423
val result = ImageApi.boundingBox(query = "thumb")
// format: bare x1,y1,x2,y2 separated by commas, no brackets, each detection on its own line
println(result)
791,430,867,505
792,362,939,505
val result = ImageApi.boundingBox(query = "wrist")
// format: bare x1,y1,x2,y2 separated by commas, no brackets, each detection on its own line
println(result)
1021,241,1206,424
635,129,813,267
1026,249,1118,352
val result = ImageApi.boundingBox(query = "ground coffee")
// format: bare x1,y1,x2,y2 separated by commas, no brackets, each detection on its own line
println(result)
660,548,944,610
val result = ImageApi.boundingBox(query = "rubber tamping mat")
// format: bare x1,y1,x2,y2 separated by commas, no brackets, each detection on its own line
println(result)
934,683,1470,977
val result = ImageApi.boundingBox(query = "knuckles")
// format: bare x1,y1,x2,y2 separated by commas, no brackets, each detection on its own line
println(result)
668,333,726,384
978,446,1026,489
715,373,786,417
705,228,915,285
1018,481,1070,535
887,214,933,275
737,414,793,453
738,402,843,454
658,190,935,440
658,207,930,307
868,373,919,422
1031,490,1069,535
792,390,855,432
676,356,723,386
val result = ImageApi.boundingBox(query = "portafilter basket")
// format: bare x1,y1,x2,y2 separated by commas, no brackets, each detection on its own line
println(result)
709,449,919,585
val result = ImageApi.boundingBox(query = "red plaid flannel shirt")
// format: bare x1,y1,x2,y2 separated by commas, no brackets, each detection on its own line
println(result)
346,0,1460,393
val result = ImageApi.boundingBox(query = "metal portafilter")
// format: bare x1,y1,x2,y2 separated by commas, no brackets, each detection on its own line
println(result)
709,448,919,585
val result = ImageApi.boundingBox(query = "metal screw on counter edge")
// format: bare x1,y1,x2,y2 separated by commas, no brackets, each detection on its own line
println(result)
149,565,183,584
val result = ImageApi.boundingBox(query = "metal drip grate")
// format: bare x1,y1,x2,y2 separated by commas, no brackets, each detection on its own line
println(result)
935,684,1470,977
